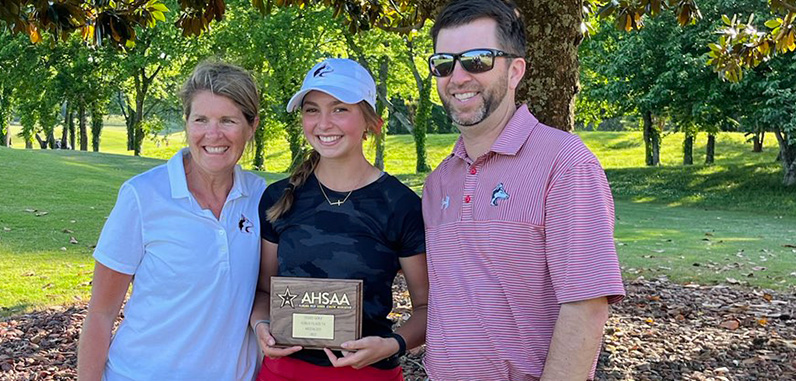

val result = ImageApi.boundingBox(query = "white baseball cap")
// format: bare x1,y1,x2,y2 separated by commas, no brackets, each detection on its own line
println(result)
286,58,377,112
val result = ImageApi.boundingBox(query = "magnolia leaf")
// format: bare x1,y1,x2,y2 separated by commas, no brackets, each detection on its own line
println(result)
151,3,169,12
764,18,782,29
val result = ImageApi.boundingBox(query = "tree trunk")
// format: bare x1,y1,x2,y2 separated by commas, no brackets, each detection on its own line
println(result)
753,131,764,152
414,76,432,173
20,112,34,149
0,120,6,147
652,119,661,166
133,102,145,156
774,129,796,186
515,0,581,131
683,131,694,165
46,128,55,149
68,108,76,150
286,115,304,172
90,104,103,152
374,56,389,171
78,103,88,151
705,133,715,164
642,111,661,166
126,104,135,151
60,111,69,149
35,134,48,149
252,111,266,170
0,87,9,147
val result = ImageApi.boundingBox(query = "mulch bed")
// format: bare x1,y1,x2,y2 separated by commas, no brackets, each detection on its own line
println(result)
2,277,794,380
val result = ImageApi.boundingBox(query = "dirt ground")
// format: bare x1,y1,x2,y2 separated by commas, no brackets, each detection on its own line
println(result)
2,277,794,380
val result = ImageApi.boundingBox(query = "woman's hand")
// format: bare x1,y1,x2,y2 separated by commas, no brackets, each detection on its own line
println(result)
323,336,400,369
255,322,302,359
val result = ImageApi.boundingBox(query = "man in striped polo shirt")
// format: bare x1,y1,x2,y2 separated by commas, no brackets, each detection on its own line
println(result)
422,0,626,380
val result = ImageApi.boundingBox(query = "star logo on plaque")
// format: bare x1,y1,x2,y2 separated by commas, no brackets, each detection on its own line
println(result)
278,287,298,308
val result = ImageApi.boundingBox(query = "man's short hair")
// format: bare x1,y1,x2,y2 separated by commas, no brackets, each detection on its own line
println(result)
431,0,527,57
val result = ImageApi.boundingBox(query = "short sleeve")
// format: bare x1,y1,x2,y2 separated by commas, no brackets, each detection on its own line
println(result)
544,162,625,305
93,183,144,275
258,185,280,243
393,190,426,258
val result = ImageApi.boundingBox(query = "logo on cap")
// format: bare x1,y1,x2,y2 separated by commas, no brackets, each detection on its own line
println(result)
313,63,334,78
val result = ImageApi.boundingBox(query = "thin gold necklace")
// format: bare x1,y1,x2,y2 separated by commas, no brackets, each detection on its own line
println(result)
318,180,354,206
318,171,369,206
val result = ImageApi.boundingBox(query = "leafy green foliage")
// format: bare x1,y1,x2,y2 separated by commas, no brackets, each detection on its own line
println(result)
707,0,796,81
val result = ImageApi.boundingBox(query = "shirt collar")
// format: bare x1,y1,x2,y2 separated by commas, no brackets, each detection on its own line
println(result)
450,104,539,162
167,148,248,200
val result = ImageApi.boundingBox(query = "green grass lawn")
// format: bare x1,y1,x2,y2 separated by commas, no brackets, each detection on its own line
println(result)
2,125,794,316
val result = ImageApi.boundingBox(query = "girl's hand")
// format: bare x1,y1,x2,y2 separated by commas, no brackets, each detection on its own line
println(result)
323,336,400,369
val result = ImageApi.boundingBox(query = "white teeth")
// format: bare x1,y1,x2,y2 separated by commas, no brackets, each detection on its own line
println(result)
454,92,477,101
205,146,229,153
319,136,341,143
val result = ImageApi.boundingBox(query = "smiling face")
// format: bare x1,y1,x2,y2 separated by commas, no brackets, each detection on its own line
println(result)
186,90,256,177
300,91,369,161
435,18,523,130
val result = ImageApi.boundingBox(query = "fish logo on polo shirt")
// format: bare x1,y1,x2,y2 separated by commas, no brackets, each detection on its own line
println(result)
491,183,509,206
239,214,253,233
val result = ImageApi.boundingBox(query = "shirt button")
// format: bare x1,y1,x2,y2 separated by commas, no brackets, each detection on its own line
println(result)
218,230,225,236
464,195,471,203
470,167,477,175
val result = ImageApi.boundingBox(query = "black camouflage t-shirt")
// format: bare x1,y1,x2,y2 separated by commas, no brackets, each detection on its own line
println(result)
258,172,425,370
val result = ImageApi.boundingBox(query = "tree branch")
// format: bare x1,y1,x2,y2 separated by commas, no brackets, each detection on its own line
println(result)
342,33,415,133
143,99,162,119
404,38,425,94
377,92,414,133
116,91,129,120
376,18,428,34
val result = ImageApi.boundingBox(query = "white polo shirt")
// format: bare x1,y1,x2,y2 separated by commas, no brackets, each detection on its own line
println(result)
93,148,266,381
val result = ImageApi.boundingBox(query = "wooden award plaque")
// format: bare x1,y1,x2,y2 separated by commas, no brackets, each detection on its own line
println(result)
270,277,363,350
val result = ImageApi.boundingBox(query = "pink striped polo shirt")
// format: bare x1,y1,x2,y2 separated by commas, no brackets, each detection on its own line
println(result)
422,105,625,381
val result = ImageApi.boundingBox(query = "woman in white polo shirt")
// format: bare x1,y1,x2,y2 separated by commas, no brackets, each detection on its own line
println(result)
77,61,267,381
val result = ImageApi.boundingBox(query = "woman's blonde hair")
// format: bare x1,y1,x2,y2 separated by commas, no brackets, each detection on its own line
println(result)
266,101,381,223
179,60,259,125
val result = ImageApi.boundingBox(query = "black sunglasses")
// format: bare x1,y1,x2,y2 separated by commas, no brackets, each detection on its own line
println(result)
428,48,521,77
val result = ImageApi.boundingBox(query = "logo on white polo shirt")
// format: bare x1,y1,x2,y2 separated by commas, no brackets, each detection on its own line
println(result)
491,183,509,206
238,213,253,233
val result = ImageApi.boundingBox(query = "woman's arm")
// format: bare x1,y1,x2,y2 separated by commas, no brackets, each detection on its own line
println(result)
77,262,132,381
324,253,429,369
250,239,302,358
